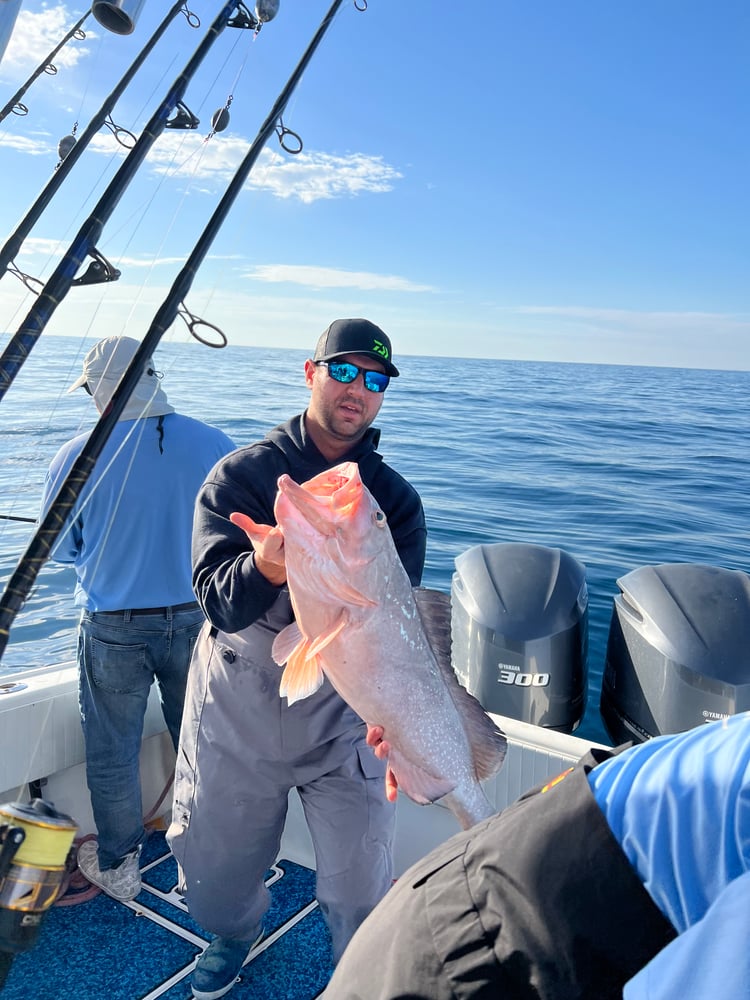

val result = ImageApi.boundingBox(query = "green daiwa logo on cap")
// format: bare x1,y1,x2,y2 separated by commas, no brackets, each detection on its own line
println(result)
372,339,389,359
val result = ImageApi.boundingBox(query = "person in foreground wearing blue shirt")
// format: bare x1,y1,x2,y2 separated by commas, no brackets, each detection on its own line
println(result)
324,712,750,1000
41,335,234,903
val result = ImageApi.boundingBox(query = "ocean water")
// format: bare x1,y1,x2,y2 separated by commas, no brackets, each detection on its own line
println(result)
1,335,748,745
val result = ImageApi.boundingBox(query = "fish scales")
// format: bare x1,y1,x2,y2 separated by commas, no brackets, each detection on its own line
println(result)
232,461,508,831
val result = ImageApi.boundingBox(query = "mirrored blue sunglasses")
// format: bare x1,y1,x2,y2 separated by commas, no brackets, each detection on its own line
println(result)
316,361,390,394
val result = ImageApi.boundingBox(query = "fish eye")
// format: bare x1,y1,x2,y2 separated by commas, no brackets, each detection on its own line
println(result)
373,509,387,528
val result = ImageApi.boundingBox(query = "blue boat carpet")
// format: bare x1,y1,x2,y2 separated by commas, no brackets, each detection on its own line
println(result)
2,831,334,1000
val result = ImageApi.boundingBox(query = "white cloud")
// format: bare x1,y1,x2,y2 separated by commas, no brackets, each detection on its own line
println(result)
16,235,71,258
512,304,749,336
16,237,243,269
243,264,434,293
247,148,403,204
0,131,54,155
114,252,244,269
1,3,95,73
85,132,402,204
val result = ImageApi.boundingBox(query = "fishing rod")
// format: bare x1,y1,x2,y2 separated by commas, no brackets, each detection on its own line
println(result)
0,0,274,404
0,1,193,288
0,9,92,124
0,0,357,661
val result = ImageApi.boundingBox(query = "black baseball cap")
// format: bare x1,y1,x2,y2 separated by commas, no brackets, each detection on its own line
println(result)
313,318,399,377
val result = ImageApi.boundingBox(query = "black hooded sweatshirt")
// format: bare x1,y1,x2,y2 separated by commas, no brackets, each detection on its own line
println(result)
192,413,427,635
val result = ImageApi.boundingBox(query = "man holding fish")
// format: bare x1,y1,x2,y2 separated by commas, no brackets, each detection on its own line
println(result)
169,319,432,1000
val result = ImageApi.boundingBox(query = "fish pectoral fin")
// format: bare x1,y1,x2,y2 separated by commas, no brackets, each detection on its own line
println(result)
272,616,348,667
272,622,304,666
305,615,348,657
278,642,325,706
323,567,378,609
389,751,456,806
274,616,349,706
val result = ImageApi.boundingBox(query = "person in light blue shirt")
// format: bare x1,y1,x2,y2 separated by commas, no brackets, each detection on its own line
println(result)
590,714,750,998
41,335,235,903
325,713,750,1000
623,870,750,998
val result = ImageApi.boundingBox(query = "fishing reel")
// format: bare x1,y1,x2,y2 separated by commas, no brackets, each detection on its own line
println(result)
0,799,77,957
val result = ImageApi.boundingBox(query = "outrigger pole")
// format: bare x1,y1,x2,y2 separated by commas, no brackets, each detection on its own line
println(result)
0,0,354,660
0,0,263,403
0,1,191,286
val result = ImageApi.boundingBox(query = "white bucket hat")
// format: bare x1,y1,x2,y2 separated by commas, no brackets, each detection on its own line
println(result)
67,336,174,420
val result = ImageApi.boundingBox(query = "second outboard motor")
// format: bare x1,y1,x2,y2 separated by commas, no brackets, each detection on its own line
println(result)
451,542,588,733
600,563,750,744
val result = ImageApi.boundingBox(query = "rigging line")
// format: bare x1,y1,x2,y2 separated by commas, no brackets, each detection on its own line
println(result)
0,2,192,285
63,33,261,351
0,55,187,331
0,0,262,405
36,46,187,319
189,37,304,319
87,14,253,262
62,100,221,343
66,9,107,140
0,9,91,125
202,11,258,142
109,12,258,206
104,27,257,267
0,0,356,663
46,387,167,577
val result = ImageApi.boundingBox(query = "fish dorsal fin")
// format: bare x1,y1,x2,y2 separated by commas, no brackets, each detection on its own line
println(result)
413,587,508,781
274,615,349,706
413,587,452,665
467,704,508,780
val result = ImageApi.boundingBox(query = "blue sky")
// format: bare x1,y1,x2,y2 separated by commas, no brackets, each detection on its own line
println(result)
0,0,747,369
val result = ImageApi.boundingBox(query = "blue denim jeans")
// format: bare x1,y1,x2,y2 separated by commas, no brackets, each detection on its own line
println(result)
78,605,205,868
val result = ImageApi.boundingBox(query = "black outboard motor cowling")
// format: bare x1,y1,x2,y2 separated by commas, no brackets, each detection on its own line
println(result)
600,563,750,744
451,542,588,733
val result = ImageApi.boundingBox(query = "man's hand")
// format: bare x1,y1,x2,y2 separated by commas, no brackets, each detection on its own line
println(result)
230,512,287,586
366,725,398,803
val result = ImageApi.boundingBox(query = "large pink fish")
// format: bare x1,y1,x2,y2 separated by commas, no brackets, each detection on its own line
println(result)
231,461,507,830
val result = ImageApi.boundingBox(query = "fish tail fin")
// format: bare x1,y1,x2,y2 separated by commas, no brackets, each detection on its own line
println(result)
440,783,496,830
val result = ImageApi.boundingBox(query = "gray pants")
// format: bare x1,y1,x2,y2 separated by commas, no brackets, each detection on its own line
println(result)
167,622,395,962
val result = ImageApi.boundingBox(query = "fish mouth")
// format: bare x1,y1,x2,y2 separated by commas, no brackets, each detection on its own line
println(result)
276,465,362,534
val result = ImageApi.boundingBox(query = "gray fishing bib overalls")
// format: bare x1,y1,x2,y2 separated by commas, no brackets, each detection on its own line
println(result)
168,602,395,962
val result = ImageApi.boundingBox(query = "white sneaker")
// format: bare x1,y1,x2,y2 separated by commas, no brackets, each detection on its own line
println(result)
77,839,142,901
